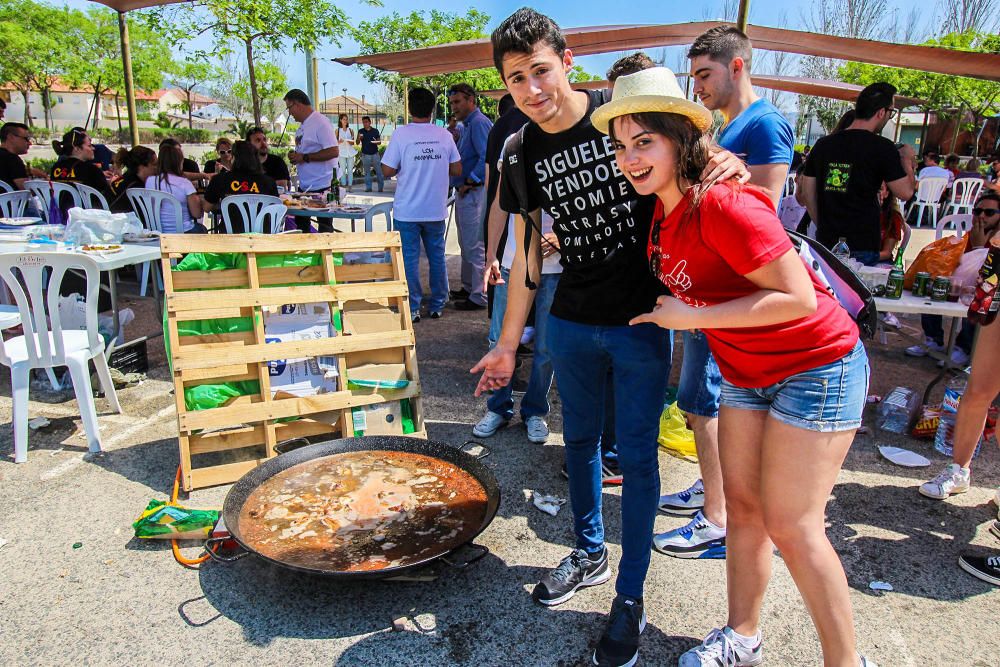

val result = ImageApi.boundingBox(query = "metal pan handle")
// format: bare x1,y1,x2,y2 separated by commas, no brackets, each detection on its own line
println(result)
204,537,249,563
459,440,491,460
441,543,489,569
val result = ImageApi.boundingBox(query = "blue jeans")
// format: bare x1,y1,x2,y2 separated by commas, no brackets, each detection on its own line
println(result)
338,155,354,187
487,267,558,419
548,315,672,599
921,314,975,354
360,153,384,191
720,340,869,432
677,330,723,418
396,219,448,313
850,250,880,267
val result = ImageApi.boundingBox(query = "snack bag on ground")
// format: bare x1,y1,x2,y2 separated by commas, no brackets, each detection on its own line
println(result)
658,402,698,462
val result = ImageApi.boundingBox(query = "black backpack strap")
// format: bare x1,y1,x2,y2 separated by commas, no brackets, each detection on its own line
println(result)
502,124,547,290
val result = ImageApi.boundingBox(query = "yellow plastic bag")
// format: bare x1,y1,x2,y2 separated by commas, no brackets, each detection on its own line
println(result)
658,402,698,462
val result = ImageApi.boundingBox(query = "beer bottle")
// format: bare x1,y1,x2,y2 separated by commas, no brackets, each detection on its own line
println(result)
968,242,1000,326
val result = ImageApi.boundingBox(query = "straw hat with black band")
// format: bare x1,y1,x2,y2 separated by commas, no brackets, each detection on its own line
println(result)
591,67,713,136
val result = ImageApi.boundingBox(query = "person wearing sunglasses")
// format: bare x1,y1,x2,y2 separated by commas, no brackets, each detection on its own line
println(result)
799,82,916,267
50,127,113,213
204,137,234,175
0,122,46,190
906,193,1000,370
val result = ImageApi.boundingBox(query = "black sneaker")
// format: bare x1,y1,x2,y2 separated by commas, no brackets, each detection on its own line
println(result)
958,552,1000,586
449,287,470,300
429,310,443,319
561,460,623,486
593,595,646,667
454,299,486,311
532,547,611,606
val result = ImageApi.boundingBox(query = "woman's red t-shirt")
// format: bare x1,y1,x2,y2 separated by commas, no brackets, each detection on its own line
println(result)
648,183,859,388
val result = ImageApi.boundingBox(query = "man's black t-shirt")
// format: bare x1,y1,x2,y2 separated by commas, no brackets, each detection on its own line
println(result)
204,168,279,205
357,127,381,155
108,171,143,212
261,153,290,183
0,147,28,187
182,157,200,175
499,90,665,326
802,129,906,252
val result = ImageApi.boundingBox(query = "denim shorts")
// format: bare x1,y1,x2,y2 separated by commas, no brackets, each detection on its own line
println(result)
719,340,869,432
677,330,722,418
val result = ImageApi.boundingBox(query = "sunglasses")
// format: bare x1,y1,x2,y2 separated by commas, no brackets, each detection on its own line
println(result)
973,207,1000,216
218,149,232,155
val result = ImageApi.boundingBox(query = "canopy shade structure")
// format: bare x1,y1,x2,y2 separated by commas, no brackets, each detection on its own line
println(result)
335,21,1000,84
481,75,926,108
86,0,190,145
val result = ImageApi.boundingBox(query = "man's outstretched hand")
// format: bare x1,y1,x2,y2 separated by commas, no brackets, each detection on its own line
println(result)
470,346,517,397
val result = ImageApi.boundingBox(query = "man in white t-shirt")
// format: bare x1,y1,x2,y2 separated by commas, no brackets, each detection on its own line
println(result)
917,151,954,185
381,87,462,321
283,88,339,232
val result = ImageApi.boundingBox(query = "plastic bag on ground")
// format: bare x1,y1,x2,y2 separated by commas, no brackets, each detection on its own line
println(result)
658,402,698,462
132,499,219,539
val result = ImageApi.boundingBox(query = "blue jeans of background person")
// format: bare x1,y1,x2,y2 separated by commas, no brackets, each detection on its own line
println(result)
921,314,976,354
677,330,723,418
548,315,672,599
851,250,880,267
361,153,384,192
396,219,448,314
487,267,558,420
454,187,487,305
338,155,354,188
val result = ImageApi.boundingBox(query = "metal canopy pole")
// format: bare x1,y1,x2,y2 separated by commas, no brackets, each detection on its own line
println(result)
118,11,139,146
737,0,751,31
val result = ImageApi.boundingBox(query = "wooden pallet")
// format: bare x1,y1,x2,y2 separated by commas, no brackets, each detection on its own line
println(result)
161,232,425,491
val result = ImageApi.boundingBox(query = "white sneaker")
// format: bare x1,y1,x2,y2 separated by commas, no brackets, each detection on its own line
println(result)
653,511,726,559
881,312,900,329
919,463,971,499
678,627,763,667
937,347,971,368
524,415,549,443
472,411,509,438
905,337,944,357
658,479,706,516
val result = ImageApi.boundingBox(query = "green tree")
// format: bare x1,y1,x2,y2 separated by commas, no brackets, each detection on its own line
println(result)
0,0,66,129
839,31,1000,155
170,58,218,129
233,61,288,131
160,0,374,127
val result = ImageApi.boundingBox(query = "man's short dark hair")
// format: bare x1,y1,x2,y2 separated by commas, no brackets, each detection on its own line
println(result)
245,126,266,141
977,192,1000,207
361,116,371,122
491,8,567,80
688,26,753,68
855,82,896,120
283,89,311,106
0,122,28,142
606,52,656,82
448,83,476,99
923,150,939,162
408,87,436,119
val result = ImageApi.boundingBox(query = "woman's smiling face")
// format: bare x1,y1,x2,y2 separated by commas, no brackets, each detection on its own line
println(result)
611,115,679,197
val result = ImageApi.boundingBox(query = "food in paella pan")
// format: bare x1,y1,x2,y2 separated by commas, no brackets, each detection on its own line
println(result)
239,451,488,572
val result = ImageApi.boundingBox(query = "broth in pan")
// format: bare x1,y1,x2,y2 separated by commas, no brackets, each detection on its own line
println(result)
239,451,489,572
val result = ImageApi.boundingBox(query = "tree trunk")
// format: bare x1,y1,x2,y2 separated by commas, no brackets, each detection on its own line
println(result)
115,91,123,133
950,105,964,154
187,90,194,129
84,77,101,130
20,88,30,126
245,38,262,128
41,88,52,131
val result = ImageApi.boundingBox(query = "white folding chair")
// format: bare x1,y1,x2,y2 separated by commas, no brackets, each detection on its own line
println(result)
942,177,984,217
0,180,13,193
0,191,31,219
219,194,283,234
363,202,393,232
935,213,973,240
75,183,110,211
906,177,949,228
0,252,121,462
127,188,184,296
24,180,82,222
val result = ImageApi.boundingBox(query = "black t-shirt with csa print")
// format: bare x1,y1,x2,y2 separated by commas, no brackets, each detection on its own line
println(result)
802,128,906,253
108,171,144,212
499,90,665,326
204,168,279,205
50,156,112,212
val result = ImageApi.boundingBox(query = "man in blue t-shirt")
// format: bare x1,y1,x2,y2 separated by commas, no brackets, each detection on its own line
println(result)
654,26,795,571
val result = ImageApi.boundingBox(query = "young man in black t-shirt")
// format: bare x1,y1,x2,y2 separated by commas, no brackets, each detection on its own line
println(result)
0,122,33,190
355,116,384,192
472,10,743,666
800,82,916,264
247,127,290,190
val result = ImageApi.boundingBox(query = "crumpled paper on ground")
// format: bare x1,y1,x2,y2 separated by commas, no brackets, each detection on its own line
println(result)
529,490,567,516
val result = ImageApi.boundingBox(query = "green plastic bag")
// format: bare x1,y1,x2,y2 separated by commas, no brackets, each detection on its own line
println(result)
132,500,219,539
658,402,697,462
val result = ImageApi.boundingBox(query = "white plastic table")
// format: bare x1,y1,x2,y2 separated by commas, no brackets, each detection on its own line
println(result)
875,293,971,404
0,238,162,356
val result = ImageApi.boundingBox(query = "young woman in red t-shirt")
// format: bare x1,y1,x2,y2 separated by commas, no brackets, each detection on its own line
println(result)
593,68,873,667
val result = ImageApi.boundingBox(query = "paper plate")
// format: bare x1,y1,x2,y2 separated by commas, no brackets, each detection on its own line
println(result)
0,217,42,227
878,446,931,467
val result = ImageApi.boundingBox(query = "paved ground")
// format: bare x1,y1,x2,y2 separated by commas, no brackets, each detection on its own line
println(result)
1,219,998,666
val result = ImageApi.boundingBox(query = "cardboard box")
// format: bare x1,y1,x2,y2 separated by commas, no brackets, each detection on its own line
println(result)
264,304,338,397
352,401,405,436
342,303,404,366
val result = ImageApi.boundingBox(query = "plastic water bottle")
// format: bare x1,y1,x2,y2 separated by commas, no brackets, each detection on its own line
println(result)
934,373,982,458
832,237,851,264
877,386,921,434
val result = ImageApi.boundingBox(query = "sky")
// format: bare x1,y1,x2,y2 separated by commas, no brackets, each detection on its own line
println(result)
63,0,947,103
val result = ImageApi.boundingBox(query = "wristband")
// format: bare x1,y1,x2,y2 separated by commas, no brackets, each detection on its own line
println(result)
303,154,310,163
